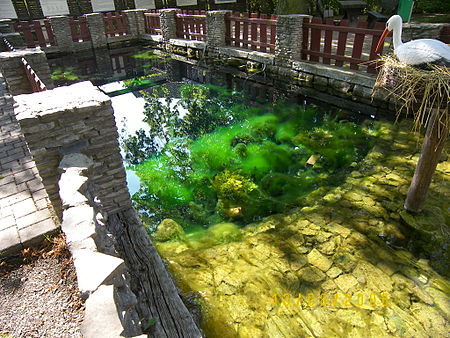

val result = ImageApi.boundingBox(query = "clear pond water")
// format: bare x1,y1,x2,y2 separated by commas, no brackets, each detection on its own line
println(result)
51,47,450,337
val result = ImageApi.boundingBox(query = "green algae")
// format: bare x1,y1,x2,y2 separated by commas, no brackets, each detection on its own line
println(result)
142,119,450,338
129,85,378,235
51,67,79,85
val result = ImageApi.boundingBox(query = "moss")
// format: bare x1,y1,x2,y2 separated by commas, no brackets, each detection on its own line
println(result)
153,219,186,241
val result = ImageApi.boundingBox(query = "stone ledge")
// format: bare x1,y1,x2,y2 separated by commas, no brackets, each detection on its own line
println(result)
73,249,125,299
142,34,163,42
169,38,206,49
14,81,111,121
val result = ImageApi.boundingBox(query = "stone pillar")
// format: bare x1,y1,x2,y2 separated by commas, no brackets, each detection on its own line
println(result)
49,16,75,52
0,49,54,95
122,9,146,38
206,10,231,51
86,13,108,49
165,59,182,82
94,48,113,78
160,9,177,43
275,14,311,63
14,81,132,217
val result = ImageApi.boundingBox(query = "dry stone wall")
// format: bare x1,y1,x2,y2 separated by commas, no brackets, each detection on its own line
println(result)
14,81,131,218
57,152,144,337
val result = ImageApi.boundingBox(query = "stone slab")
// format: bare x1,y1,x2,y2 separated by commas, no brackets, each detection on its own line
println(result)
14,81,111,121
81,285,124,338
62,205,96,244
72,250,125,299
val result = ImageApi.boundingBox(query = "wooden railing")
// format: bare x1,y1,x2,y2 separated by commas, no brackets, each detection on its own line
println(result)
22,57,47,92
68,17,91,42
225,12,277,53
301,18,386,73
175,10,206,41
4,37,47,92
13,19,56,48
144,10,161,35
3,37,15,51
103,12,129,37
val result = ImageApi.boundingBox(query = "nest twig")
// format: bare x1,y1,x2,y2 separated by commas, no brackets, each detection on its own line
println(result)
373,55,450,139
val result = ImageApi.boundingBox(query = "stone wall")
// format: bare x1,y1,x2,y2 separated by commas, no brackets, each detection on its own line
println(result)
0,48,54,95
57,152,143,337
14,81,131,217
403,22,449,41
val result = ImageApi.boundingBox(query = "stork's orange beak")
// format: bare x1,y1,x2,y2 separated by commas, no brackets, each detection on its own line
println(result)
375,28,391,54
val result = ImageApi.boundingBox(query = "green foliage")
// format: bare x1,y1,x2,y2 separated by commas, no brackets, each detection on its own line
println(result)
128,85,378,233
247,0,277,14
51,67,79,85
123,73,161,90
121,129,155,165
414,0,450,14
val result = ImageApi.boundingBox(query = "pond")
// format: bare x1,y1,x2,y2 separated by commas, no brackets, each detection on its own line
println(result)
51,47,450,337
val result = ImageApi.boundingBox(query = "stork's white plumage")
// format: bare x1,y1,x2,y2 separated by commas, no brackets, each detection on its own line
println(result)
376,15,450,67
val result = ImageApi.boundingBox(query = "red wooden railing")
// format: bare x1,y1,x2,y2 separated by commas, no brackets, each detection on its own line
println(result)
301,18,386,73
144,10,161,35
225,12,277,53
3,37,15,51
22,57,47,92
3,37,46,92
103,12,129,37
13,19,56,48
176,10,206,41
68,16,91,42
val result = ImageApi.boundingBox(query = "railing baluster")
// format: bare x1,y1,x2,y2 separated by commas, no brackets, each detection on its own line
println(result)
33,21,46,48
79,16,91,41
335,20,349,67
44,19,56,46
310,17,322,62
260,14,267,53
368,22,386,73
270,14,276,53
250,13,258,51
21,21,36,48
351,21,367,70
323,19,333,64
234,12,241,47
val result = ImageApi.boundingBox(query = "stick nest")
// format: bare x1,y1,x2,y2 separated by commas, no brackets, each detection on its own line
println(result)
373,54,450,136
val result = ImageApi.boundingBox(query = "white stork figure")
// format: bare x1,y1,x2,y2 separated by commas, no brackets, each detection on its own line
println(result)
376,15,450,68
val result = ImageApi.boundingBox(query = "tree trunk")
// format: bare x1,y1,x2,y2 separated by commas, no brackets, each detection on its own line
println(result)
108,208,203,337
404,108,449,213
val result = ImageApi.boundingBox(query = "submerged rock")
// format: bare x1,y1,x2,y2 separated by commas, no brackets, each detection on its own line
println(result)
153,219,185,242
206,223,242,244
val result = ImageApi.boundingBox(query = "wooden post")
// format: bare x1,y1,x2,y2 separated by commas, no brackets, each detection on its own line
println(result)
404,108,449,213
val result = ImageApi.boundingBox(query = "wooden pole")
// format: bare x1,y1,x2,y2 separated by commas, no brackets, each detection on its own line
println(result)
404,108,449,213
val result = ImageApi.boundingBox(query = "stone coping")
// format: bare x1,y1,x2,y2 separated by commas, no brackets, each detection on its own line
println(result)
14,81,110,120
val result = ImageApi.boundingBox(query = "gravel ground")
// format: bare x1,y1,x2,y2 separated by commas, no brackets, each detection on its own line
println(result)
0,235,84,338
